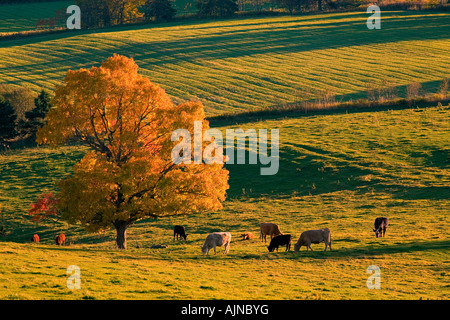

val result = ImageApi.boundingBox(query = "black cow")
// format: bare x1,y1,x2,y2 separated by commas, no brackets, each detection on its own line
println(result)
373,217,389,238
268,234,292,252
174,225,187,240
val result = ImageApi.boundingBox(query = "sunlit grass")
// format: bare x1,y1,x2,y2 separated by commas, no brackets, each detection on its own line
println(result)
0,11,449,115
0,106,448,299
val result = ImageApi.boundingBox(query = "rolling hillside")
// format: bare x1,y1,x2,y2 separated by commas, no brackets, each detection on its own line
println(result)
0,11,449,115
0,105,449,299
0,1,73,34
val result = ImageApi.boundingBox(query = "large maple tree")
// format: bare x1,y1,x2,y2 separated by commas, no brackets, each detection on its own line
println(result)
37,54,229,249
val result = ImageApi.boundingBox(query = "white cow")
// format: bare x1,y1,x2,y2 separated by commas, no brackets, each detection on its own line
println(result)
201,232,231,255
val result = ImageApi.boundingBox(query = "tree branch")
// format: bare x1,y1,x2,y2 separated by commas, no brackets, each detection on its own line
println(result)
126,161,177,204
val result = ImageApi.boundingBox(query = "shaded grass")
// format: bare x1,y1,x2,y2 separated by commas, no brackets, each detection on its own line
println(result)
224,105,450,200
0,1,72,34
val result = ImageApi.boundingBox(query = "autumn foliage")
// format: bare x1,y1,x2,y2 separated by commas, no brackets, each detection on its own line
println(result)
28,192,59,222
36,54,229,249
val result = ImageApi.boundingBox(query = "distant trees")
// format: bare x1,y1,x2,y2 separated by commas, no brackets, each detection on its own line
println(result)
28,192,59,223
438,78,449,97
141,0,177,22
0,85,51,147
275,0,325,14
73,0,106,27
109,0,145,24
275,0,354,13
75,0,241,26
19,90,52,140
277,0,302,13
195,0,238,17
0,97,17,146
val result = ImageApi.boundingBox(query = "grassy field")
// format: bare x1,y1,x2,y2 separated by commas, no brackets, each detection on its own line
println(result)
0,11,449,115
0,5,448,300
0,105,449,300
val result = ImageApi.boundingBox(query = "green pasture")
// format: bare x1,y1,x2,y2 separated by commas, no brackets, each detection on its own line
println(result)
0,106,448,299
0,1,73,34
0,7,448,300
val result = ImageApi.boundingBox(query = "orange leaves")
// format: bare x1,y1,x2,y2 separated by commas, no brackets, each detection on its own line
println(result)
37,54,174,165
28,192,59,222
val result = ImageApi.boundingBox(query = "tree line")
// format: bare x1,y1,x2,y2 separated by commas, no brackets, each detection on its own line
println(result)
3,0,448,29
74,0,238,26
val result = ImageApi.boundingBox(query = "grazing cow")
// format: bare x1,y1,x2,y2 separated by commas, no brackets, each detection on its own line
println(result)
201,232,231,255
31,234,39,243
260,222,282,242
55,234,65,246
241,232,254,240
268,234,292,252
373,217,389,238
294,228,332,252
174,225,187,240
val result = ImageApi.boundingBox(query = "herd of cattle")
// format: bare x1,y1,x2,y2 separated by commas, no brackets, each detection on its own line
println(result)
176,217,389,255
29,217,389,255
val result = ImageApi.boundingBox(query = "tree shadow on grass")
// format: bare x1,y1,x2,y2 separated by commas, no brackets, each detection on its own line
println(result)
284,239,450,260
226,142,377,199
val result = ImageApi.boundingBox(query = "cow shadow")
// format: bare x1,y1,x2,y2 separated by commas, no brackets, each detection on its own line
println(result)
285,239,450,260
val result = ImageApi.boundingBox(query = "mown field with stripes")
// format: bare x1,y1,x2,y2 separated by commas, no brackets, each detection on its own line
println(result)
1,11,449,115
0,1,72,34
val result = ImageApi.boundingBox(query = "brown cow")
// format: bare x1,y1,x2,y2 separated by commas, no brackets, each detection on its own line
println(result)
241,232,254,240
31,234,39,243
259,223,282,242
294,228,331,252
55,234,66,246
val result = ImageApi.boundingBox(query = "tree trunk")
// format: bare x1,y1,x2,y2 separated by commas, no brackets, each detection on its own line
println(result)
114,220,131,249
